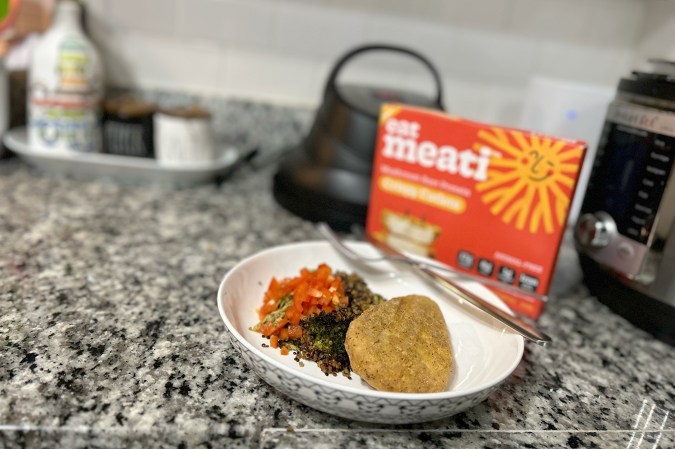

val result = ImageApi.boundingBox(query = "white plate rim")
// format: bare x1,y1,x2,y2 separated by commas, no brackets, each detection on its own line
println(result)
217,240,525,401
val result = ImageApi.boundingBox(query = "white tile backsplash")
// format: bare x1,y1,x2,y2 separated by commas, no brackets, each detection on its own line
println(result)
219,46,322,105
108,0,178,35
533,40,632,86
97,31,222,94
507,0,590,43
85,0,108,18
363,15,457,73
481,84,529,127
586,0,644,48
84,0,659,121
440,77,490,121
635,0,675,65
438,0,513,31
271,2,368,58
448,29,537,84
177,0,277,48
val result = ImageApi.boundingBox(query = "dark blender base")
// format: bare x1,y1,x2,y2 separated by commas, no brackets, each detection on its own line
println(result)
271,45,445,232
579,253,675,346
273,146,370,232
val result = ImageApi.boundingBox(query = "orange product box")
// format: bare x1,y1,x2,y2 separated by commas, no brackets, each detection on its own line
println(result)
366,104,587,318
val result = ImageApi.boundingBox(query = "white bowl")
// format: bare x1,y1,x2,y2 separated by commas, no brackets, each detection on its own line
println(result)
217,241,524,424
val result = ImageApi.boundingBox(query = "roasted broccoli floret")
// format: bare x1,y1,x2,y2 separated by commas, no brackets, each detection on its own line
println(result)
297,307,355,375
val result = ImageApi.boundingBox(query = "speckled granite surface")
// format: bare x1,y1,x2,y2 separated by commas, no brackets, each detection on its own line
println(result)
1,98,674,448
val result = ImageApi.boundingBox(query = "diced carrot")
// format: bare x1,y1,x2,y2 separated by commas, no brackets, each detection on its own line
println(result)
288,325,302,339
280,347,289,355
259,299,279,317
279,328,289,341
316,264,331,280
294,283,308,311
254,264,348,352
259,318,289,337
307,287,323,298
287,311,300,326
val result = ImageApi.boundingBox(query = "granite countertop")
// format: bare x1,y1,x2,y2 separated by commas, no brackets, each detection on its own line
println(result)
1,98,674,449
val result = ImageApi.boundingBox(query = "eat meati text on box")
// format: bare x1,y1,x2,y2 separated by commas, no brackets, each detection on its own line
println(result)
366,104,586,318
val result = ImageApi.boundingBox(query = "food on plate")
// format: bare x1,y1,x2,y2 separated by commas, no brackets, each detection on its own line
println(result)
251,263,344,354
251,264,384,375
296,306,353,375
252,267,454,390
345,295,452,393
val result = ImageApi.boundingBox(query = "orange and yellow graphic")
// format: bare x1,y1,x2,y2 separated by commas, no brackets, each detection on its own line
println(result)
379,104,401,124
476,129,584,234
366,104,587,318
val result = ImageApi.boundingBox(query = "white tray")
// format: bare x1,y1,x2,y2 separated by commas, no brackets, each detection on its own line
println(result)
3,127,242,188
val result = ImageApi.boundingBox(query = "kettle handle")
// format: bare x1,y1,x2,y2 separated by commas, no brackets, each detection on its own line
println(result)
325,44,445,110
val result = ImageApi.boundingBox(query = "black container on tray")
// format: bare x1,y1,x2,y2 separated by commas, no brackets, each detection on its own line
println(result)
102,96,156,158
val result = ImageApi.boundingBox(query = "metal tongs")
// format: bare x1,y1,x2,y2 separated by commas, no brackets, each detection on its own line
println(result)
317,222,552,347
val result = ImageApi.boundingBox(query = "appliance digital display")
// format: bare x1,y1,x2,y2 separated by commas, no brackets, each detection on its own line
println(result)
582,122,674,244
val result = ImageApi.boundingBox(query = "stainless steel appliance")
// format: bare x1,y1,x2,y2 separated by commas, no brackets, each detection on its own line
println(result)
575,68,675,345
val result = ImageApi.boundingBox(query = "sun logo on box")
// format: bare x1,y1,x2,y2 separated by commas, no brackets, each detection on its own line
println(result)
475,128,584,234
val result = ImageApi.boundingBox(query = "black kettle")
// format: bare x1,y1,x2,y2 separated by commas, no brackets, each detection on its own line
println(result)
273,44,445,231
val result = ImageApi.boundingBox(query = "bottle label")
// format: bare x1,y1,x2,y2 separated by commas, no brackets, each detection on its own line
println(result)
58,37,90,92
28,33,102,152
29,95,101,152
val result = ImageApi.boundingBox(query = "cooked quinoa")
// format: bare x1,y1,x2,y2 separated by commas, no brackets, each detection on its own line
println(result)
290,272,384,376
339,271,385,316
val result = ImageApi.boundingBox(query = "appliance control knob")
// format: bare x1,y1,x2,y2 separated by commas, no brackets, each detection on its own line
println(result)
576,212,616,248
